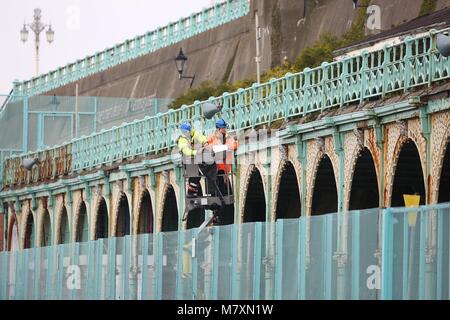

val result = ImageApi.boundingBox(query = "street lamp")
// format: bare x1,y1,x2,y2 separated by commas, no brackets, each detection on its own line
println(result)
255,11,262,84
20,24,29,42
20,8,55,76
174,48,196,88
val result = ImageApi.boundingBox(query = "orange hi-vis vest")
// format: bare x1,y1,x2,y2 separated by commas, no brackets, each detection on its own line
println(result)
207,131,238,173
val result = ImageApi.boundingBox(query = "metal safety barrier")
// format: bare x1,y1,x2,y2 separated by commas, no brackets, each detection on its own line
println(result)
1,203,450,300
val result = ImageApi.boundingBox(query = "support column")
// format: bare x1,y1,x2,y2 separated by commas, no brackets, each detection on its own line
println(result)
420,105,431,204
123,171,134,235
148,169,157,233
381,208,394,300
374,119,385,300
175,165,185,299
46,194,55,247
148,169,159,300
103,174,111,236
296,137,309,296
296,137,307,217
263,147,274,300
65,187,73,244
29,197,39,248
234,157,240,224
374,120,385,208
419,104,436,299
146,169,157,299
264,148,272,222
334,130,345,213
333,130,348,299
126,174,139,301
81,183,92,242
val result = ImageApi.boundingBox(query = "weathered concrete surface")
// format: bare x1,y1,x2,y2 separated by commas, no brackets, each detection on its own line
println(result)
43,0,444,100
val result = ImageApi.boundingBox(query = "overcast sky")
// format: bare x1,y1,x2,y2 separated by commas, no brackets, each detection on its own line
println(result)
0,0,213,95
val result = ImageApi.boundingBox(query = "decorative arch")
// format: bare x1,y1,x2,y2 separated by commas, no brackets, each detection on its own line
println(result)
389,138,426,207
385,120,428,206
74,200,89,242
430,112,450,203
160,184,178,232
136,189,154,234
306,137,339,215
438,137,450,203
310,154,338,215
114,192,131,237
241,165,266,223
22,208,35,249
435,124,450,203
348,147,380,211
56,206,70,245
7,213,19,252
38,207,52,247
273,160,301,220
343,128,382,210
94,196,109,240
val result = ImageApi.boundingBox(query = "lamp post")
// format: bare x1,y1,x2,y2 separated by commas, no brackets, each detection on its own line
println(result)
20,8,55,77
255,11,262,84
174,48,196,88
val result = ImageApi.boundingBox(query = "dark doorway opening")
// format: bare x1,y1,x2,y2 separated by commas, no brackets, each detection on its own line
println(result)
311,155,338,215
391,140,426,207
41,209,52,247
116,194,130,237
161,185,178,232
138,190,153,234
276,162,301,219
243,167,266,223
96,197,109,240
349,148,380,210
59,207,70,244
76,202,89,242
24,212,34,249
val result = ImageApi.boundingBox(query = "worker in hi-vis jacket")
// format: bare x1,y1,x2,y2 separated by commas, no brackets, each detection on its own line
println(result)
177,122,217,200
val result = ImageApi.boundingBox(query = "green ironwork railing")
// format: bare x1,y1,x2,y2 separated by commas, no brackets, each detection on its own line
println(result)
11,0,250,99
0,95,172,187
1,203,449,300
63,28,450,173
3,28,450,186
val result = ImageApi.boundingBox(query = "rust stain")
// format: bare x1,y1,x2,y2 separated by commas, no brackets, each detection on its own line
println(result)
368,129,380,169
6,145,73,188
383,126,389,207
427,174,432,204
